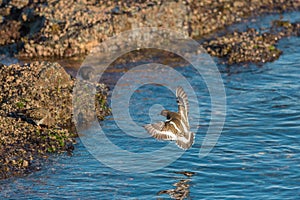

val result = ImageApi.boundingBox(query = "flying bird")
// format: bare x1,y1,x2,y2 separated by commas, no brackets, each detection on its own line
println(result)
144,87,194,149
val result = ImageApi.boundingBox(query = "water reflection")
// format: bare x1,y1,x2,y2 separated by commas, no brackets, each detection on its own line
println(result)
157,171,195,200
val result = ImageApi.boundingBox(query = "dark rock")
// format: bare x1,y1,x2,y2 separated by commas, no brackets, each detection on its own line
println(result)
203,21,300,64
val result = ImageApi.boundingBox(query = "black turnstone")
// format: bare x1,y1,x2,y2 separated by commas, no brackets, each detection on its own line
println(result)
144,87,195,149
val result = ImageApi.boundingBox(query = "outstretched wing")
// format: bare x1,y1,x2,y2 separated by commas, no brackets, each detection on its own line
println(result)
144,122,177,141
176,86,190,129
176,131,195,150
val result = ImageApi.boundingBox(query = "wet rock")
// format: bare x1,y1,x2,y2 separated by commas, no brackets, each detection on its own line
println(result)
203,21,300,64
10,0,30,9
203,28,281,64
73,79,110,130
0,20,21,45
0,61,110,179
188,0,299,38
271,20,300,37
0,61,73,127
22,160,29,167
0,0,298,58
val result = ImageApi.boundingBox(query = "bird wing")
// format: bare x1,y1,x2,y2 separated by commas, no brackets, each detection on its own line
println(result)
176,86,190,129
144,122,177,141
176,131,195,150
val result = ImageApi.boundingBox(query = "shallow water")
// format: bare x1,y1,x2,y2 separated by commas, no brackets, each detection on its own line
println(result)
1,14,300,199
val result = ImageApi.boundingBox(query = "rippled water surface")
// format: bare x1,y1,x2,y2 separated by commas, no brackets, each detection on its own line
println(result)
1,14,300,199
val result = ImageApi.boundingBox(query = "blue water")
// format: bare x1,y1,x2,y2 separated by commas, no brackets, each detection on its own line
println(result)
1,16,300,199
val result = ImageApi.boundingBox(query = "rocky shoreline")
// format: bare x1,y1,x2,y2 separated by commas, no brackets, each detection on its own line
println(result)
204,20,300,64
0,0,299,179
0,0,299,58
0,62,110,179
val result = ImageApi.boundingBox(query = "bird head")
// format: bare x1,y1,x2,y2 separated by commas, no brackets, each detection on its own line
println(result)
160,110,170,117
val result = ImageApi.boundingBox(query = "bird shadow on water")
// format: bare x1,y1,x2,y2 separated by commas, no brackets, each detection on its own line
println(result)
157,171,195,200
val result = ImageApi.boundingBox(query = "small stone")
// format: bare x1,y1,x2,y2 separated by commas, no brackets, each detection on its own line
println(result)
23,160,29,167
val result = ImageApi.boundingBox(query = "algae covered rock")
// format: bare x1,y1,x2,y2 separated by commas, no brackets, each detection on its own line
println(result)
0,61,110,179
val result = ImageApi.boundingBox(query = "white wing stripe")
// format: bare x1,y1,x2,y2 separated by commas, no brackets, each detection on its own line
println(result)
170,121,181,133
144,124,177,140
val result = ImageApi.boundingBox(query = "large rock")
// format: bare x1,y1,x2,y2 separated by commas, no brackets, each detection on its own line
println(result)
1,0,299,58
0,61,73,127
0,61,110,179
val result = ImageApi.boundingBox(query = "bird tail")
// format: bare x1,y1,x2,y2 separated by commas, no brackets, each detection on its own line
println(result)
176,132,194,150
